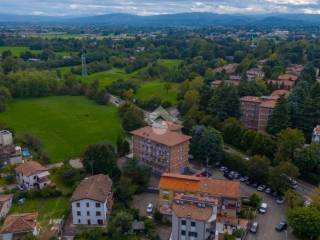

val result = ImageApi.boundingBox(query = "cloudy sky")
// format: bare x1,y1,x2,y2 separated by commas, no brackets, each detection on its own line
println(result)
1,0,320,16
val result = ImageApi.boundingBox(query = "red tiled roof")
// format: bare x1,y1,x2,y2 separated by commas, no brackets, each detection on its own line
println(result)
0,213,38,234
159,173,240,199
278,74,298,81
240,96,262,103
15,161,47,177
71,174,113,203
131,126,191,147
260,99,277,108
172,202,213,221
271,90,290,98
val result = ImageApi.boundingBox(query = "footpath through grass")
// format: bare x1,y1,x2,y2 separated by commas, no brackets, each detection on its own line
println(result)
0,96,122,162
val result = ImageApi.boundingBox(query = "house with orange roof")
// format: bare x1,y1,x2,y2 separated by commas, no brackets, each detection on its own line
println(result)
0,213,39,240
158,173,240,218
15,160,51,190
131,126,191,174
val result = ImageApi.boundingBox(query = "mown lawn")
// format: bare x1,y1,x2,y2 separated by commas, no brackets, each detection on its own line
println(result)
10,197,69,225
0,46,42,56
83,68,136,89
158,59,183,68
0,96,122,162
135,80,178,104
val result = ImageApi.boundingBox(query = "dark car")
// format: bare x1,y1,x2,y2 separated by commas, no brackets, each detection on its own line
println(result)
250,222,259,233
252,182,258,188
275,221,287,232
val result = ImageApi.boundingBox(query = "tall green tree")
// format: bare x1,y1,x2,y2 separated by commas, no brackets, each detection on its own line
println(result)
287,207,320,239
267,96,289,135
118,101,145,132
247,155,270,183
82,143,120,179
275,128,305,163
190,125,224,165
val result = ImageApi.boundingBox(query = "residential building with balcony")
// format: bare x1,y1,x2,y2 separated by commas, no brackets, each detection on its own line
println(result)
15,161,51,190
246,68,265,81
131,126,191,174
71,174,113,225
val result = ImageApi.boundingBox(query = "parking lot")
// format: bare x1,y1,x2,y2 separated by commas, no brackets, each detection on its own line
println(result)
212,169,297,240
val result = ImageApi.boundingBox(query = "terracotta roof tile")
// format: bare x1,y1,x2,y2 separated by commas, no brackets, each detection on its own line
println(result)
71,174,113,203
159,173,240,199
0,213,38,234
131,126,191,147
278,74,298,81
240,96,262,103
15,161,47,177
271,90,290,98
260,99,277,108
172,202,213,221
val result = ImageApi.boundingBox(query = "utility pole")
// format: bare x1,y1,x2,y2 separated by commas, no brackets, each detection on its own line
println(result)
81,49,88,77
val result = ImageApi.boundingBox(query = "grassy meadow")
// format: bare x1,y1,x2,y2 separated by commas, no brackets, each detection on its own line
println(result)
0,46,42,56
0,96,122,162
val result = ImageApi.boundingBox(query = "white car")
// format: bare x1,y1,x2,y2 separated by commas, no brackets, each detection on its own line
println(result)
146,203,153,214
258,202,268,214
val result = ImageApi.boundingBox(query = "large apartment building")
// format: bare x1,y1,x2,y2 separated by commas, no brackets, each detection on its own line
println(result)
240,96,277,132
131,126,191,174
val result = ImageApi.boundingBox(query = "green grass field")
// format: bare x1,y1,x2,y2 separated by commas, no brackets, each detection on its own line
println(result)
10,197,69,225
83,68,136,88
135,80,178,104
0,46,42,56
158,59,183,68
0,96,122,162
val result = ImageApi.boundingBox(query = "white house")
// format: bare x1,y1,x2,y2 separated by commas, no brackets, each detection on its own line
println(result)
15,160,51,190
0,195,13,219
0,213,39,240
0,130,13,146
0,130,23,166
312,125,320,144
71,174,113,225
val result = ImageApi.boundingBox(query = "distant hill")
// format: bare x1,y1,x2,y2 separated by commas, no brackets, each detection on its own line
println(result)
1,12,320,27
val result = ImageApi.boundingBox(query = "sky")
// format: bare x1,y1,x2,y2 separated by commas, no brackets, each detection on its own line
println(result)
1,0,320,16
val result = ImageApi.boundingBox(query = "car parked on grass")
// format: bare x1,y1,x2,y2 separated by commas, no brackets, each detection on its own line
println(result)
275,221,287,232
250,222,259,233
258,202,268,214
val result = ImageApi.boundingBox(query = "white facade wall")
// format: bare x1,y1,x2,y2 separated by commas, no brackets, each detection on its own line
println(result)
16,171,50,190
0,199,12,219
71,199,109,225
0,131,13,146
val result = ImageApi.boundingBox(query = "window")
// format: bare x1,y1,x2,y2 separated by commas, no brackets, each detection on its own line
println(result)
181,220,186,225
181,230,186,236
191,221,196,227
188,232,198,237
87,220,91,225
76,202,80,207
87,211,90,216
95,202,101,208
86,202,89,207
96,211,101,216
98,219,103,225
78,219,81,224
77,211,81,216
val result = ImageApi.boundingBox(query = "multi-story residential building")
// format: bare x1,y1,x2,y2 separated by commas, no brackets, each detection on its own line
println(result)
15,160,51,190
240,96,277,132
71,174,113,225
159,173,240,219
0,213,39,240
0,130,13,146
131,126,191,174
213,63,239,74
246,68,265,81
0,194,13,219
171,194,218,240
312,126,320,144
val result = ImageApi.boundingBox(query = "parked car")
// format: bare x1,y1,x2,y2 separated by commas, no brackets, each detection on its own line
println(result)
258,202,268,214
219,166,227,172
265,187,272,194
257,185,266,192
146,203,153,214
233,172,240,179
250,222,259,233
275,221,287,232
251,182,258,188
240,176,249,182
276,197,285,205
245,179,252,186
